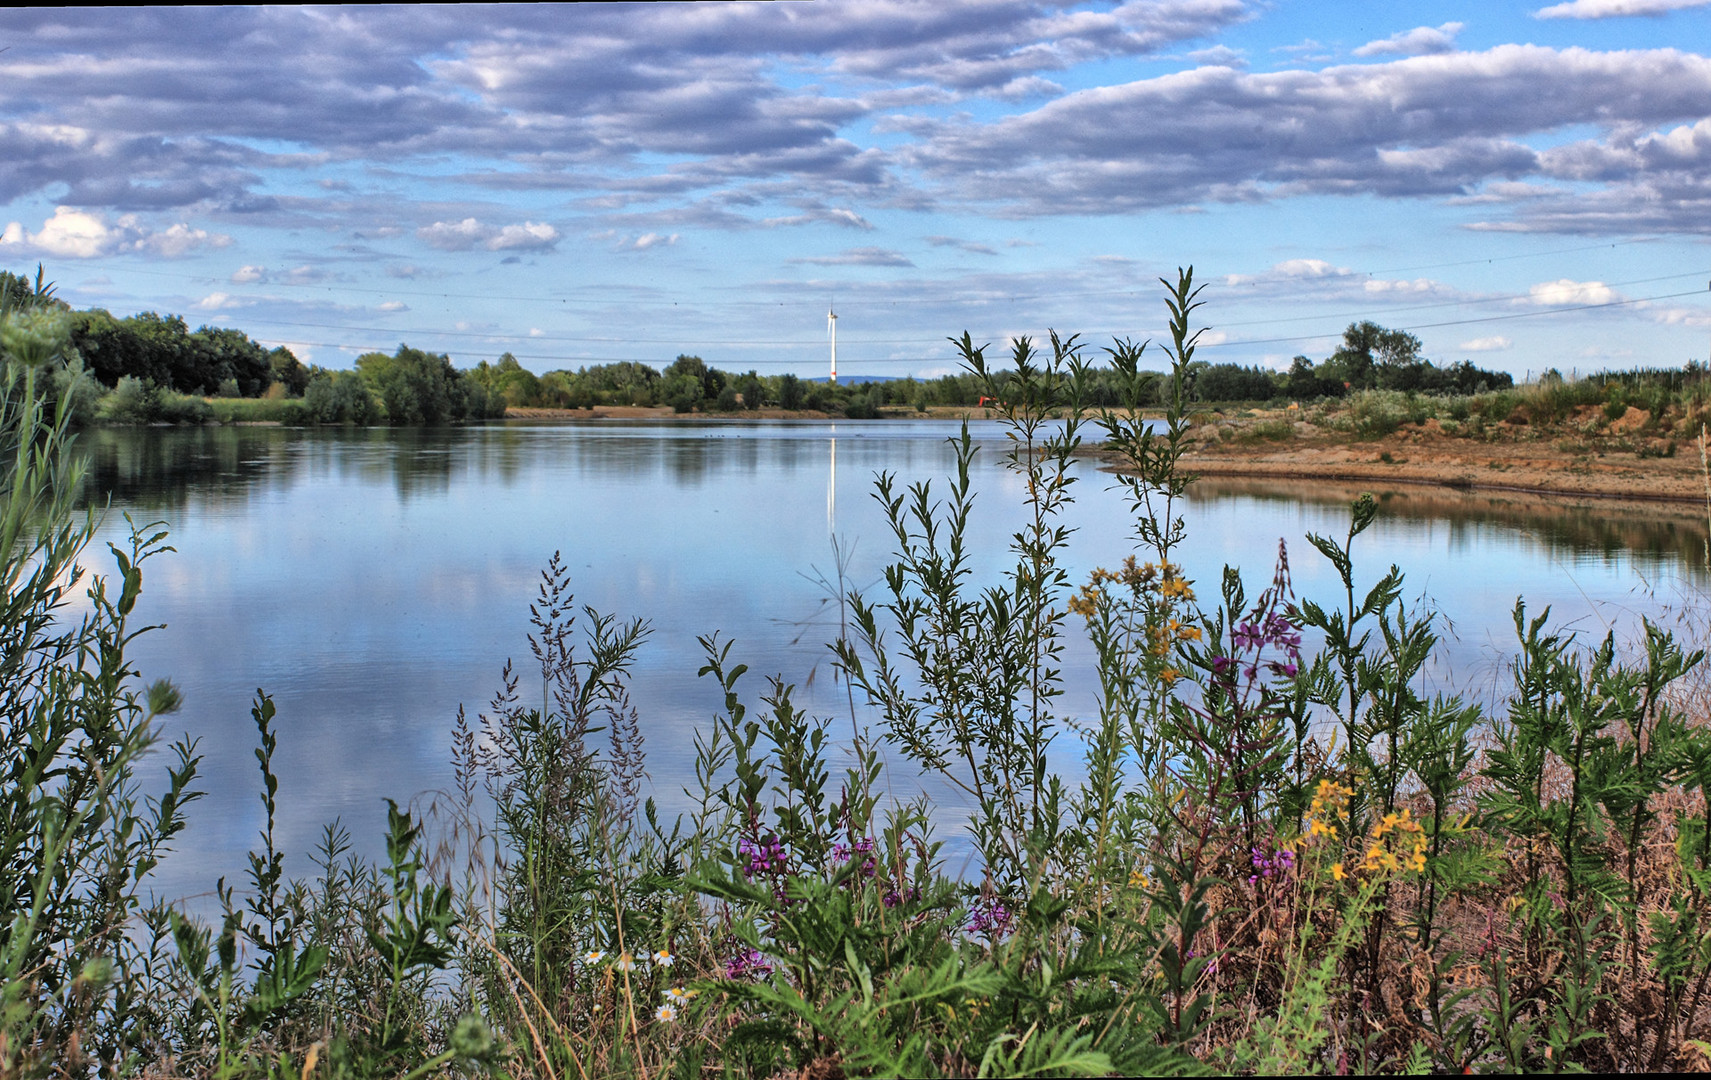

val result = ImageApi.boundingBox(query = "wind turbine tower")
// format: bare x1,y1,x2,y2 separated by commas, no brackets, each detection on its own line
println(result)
827,304,838,386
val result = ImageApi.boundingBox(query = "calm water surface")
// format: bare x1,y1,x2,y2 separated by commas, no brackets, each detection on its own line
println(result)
79,420,1708,905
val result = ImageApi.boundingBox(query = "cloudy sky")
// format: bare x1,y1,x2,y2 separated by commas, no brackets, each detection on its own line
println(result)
2,1,1709,379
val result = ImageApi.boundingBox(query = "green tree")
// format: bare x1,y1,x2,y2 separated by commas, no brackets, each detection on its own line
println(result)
356,345,492,424
738,370,763,409
1195,363,1280,403
665,353,724,400
189,326,272,397
1329,321,1421,391
778,372,803,410
268,347,309,397
303,370,378,424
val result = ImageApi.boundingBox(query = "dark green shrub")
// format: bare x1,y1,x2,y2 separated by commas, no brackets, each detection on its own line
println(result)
302,370,378,424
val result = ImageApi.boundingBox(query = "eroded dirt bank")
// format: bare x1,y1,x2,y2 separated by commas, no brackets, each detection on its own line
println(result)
1124,412,1711,506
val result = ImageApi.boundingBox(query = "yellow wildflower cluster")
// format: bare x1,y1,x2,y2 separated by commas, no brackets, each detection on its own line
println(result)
1068,557,1198,617
1362,808,1429,874
1128,867,1151,889
1303,779,1353,844
1329,805,1430,882
1069,560,1200,690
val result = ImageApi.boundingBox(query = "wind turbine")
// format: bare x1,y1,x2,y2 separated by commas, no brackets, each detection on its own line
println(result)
827,301,838,531
827,303,838,386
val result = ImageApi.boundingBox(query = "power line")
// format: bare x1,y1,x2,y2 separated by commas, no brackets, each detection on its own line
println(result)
1199,288,1709,350
206,269,1711,348
257,286,1708,366
69,236,1675,312
1356,238,1653,276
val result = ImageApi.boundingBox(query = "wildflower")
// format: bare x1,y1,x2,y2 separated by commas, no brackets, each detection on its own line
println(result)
654,1003,678,1023
1128,868,1151,889
967,897,1015,938
1409,849,1428,873
652,948,675,968
1331,863,1347,881
665,986,697,1005
725,948,772,980
583,950,607,966
833,835,878,879
614,952,637,973
737,835,787,876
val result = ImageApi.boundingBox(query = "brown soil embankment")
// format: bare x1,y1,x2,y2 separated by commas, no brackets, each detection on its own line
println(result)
1129,414,1711,506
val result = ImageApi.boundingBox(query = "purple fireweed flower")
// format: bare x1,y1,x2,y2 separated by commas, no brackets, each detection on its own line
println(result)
737,836,787,877
724,948,772,980
1248,845,1297,887
967,897,1015,939
833,836,879,879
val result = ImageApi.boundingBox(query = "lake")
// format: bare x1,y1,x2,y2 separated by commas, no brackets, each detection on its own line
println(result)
77,420,1709,907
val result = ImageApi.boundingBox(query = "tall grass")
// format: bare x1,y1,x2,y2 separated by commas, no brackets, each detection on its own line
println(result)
5,270,1711,1075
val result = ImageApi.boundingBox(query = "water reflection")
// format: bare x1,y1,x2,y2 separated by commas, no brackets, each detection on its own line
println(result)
69,421,1706,913
1188,476,1707,582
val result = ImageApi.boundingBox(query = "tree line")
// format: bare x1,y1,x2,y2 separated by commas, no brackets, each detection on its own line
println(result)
4,266,1525,426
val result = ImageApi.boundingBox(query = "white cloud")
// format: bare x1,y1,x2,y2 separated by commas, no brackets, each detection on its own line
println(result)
377,300,409,312
1186,45,1247,68
0,206,228,259
1273,258,1341,278
1363,277,1437,294
1459,336,1513,351
790,246,915,267
1354,23,1465,58
142,222,229,257
232,265,266,283
1535,0,1710,17
926,235,999,255
627,232,678,251
195,292,250,311
489,221,560,250
417,217,559,252
1530,279,1618,305
909,44,1711,223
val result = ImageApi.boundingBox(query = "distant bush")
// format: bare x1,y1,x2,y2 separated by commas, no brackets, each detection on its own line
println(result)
353,345,502,423
1195,362,1280,403
1343,389,1411,438
302,370,378,424
208,397,310,425
840,389,880,419
96,376,213,425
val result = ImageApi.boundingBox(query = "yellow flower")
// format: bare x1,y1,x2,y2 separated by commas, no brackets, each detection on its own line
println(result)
1409,850,1428,873
1331,863,1347,881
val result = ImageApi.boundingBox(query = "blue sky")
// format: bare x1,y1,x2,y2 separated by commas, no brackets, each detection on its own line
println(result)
1,0,1709,380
